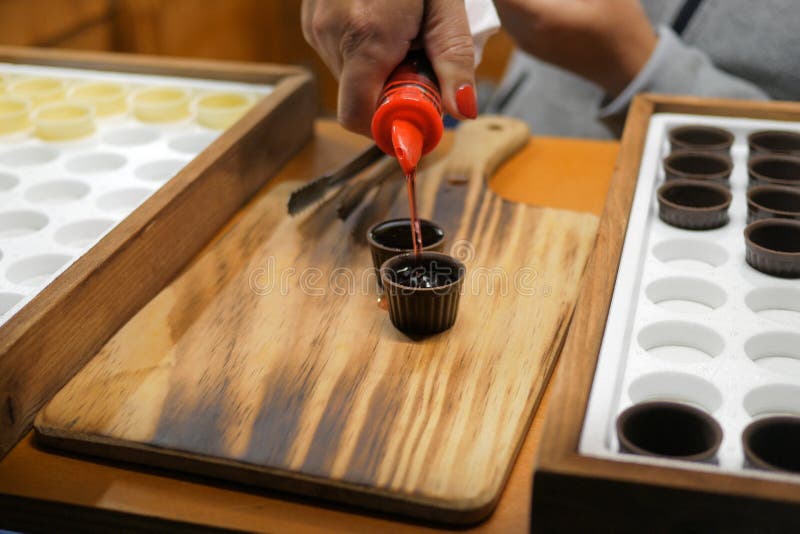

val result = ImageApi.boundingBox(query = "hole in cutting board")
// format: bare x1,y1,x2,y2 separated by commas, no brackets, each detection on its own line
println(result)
638,320,724,364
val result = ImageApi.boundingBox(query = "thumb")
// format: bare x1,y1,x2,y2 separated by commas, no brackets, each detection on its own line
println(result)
423,0,478,120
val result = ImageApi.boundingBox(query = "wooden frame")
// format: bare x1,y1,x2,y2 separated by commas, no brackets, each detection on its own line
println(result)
530,94,800,532
0,46,316,459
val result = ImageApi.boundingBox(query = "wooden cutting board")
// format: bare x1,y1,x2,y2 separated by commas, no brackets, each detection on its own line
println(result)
34,117,599,525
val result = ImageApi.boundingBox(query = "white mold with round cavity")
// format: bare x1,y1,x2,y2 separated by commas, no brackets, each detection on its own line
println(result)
579,112,800,481
25,179,90,205
0,62,271,328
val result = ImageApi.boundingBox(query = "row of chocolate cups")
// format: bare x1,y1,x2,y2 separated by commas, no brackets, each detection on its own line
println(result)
657,126,800,278
616,400,800,474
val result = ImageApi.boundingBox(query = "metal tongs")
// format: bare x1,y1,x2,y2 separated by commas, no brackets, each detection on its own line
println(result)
287,144,400,218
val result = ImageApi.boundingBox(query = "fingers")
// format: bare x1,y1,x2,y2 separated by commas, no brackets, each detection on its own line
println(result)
338,41,407,135
423,0,477,119
301,0,423,134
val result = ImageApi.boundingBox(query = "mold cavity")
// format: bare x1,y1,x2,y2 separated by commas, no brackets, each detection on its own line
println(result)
746,287,800,328
97,187,152,213
168,132,216,155
54,218,115,248
645,276,726,313
0,292,23,316
65,152,127,174
103,127,160,147
638,320,724,364
0,172,19,192
745,332,800,376
0,210,49,238
629,371,723,413
652,239,728,269
6,254,72,287
134,158,188,183
0,146,59,167
25,179,90,205
744,384,800,417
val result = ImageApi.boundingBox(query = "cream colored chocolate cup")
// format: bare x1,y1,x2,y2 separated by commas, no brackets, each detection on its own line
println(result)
195,92,255,129
8,77,65,105
0,95,31,135
132,87,190,123
69,81,127,117
33,102,95,141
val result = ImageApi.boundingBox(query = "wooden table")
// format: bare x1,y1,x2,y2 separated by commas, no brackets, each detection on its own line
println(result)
0,120,618,533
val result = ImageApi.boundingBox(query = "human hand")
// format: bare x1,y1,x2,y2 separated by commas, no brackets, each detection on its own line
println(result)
302,0,478,136
493,0,657,96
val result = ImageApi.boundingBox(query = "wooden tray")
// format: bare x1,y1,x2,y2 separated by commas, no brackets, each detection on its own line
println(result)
531,94,800,532
0,46,315,458
34,117,600,524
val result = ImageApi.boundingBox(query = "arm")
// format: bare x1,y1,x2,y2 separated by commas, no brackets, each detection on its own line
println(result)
598,25,769,132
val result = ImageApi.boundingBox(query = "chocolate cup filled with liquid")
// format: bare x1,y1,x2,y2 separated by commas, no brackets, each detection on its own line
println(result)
380,251,465,336
657,179,732,230
668,125,734,155
742,416,800,473
616,401,723,462
744,218,800,278
747,185,800,223
367,218,445,278
748,155,800,188
748,130,800,159
663,151,733,186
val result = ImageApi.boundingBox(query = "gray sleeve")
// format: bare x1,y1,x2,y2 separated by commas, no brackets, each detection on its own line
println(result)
598,25,769,134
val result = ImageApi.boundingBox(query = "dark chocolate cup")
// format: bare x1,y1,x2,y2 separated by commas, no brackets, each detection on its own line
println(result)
748,155,800,189
747,185,800,223
380,252,465,336
616,401,722,462
748,130,800,159
742,416,800,473
663,151,733,186
367,218,445,280
657,179,732,230
744,218,800,278
668,125,734,155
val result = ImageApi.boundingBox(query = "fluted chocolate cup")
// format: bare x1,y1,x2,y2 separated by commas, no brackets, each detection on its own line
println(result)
748,130,800,159
663,151,733,186
380,252,465,336
747,185,800,223
657,179,732,230
616,401,723,462
742,416,800,473
668,125,734,155
748,155,800,188
367,219,445,285
744,218,800,278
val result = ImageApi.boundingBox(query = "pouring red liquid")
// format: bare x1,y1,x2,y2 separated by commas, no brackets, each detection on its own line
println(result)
371,51,443,255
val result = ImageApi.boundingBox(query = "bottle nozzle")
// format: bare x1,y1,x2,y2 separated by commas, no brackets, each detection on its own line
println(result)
391,119,423,175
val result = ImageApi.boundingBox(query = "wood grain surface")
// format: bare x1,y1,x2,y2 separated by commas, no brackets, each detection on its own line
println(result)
33,117,599,524
0,46,314,459
0,122,620,533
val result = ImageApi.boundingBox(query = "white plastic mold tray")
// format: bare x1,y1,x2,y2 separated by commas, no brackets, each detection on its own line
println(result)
579,112,800,482
0,62,271,326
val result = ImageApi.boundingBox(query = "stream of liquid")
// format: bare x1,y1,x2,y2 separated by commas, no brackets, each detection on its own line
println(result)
406,169,423,255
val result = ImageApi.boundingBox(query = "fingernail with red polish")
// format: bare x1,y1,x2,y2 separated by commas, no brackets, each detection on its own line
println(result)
456,84,478,119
